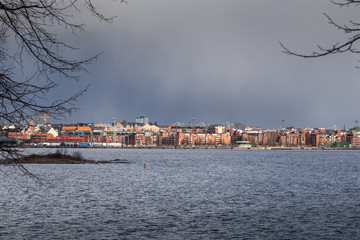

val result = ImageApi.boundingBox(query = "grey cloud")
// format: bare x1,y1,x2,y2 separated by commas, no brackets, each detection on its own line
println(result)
51,0,360,129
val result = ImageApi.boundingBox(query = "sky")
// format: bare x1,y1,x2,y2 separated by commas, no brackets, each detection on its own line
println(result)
45,0,360,129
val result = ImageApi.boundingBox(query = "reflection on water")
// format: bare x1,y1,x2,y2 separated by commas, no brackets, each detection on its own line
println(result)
1,149,360,239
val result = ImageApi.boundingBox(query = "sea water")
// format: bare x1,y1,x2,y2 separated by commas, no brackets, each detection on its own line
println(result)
0,149,359,239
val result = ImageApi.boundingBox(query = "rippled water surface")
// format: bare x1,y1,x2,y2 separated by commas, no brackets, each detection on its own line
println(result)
1,149,360,239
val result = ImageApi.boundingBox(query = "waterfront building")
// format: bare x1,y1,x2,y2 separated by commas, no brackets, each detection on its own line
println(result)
8,131,27,140
31,132,54,143
48,136,85,143
5,116,360,149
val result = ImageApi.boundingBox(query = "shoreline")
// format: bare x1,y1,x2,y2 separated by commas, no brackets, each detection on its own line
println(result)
22,146,360,151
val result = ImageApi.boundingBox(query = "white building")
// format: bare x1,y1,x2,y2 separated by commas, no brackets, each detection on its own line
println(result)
136,116,149,125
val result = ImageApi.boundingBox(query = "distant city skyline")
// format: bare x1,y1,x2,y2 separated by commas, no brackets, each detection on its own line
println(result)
35,113,360,131
5,114,360,149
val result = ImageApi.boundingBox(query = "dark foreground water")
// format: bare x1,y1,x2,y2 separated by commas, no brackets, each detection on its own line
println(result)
1,149,360,239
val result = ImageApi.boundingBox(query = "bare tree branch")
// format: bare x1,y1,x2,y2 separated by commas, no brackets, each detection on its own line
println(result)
0,1,123,169
280,0,360,66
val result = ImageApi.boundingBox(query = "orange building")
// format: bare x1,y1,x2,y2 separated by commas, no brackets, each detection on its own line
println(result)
48,136,85,143
31,133,54,143
169,132,230,146
8,132,28,140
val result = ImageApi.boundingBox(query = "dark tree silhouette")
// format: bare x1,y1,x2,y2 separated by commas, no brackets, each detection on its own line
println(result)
281,0,360,66
0,1,123,166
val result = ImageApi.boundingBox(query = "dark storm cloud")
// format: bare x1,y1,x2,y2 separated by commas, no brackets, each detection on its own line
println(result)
56,0,360,129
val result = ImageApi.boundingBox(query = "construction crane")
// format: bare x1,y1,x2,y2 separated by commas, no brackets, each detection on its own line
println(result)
39,113,50,125
281,119,285,130
191,117,196,129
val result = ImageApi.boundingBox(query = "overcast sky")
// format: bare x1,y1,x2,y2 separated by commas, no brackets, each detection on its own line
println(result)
49,0,360,129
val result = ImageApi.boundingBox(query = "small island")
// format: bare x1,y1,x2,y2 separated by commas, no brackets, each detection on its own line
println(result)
2,150,130,164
